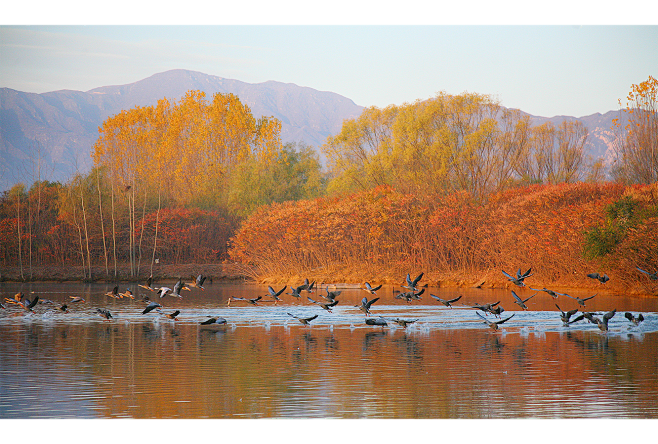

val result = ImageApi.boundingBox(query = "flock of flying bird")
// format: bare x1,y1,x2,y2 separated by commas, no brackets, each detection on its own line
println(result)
1,267,656,332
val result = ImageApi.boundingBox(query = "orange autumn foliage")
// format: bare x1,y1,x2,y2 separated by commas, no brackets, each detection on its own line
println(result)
229,182,658,293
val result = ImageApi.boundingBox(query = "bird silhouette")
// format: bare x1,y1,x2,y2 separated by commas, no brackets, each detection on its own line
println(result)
403,272,424,292
469,301,501,315
105,286,120,299
530,287,567,299
186,274,207,290
624,312,645,326
587,272,609,284
165,310,181,320
5,294,39,312
267,285,287,305
556,304,579,325
511,290,536,310
430,294,462,308
139,276,156,292
583,309,616,331
307,296,339,312
477,312,515,330
287,313,319,325
395,288,424,303
322,286,342,301
564,293,596,307
502,268,532,287
362,282,383,295
391,318,418,328
302,279,316,293
356,296,379,316
287,284,307,299
227,296,262,306
142,302,162,315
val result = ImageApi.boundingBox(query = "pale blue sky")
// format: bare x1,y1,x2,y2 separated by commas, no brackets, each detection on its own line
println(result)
2,4,658,117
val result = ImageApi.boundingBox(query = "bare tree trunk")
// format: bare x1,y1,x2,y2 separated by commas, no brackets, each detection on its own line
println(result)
137,185,148,275
80,181,92,280
97,170,109,277
111,179,118,278
150,185,162,276
15,192,24,280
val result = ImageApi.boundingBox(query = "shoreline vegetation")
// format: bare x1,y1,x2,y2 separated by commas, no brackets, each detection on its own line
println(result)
4,181,655,298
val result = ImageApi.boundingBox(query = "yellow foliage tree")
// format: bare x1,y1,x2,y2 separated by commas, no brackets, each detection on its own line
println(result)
612,75,658,184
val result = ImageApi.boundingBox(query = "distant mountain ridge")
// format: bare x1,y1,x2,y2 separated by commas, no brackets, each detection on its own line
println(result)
0,69,624,191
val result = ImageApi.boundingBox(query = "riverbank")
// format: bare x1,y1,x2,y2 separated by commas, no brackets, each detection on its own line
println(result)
2,264,656,296
0,263,251,283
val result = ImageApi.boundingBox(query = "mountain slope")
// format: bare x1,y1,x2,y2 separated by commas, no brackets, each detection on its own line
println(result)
1,69,625,191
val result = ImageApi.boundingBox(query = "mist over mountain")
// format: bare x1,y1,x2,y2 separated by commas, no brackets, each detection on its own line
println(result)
0,69,624,191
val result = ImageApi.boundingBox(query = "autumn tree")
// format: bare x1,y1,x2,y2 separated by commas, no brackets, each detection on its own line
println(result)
513,120,589,185
612,75,658,184
226,142,325,217
323,105,398,195
323,92,532,200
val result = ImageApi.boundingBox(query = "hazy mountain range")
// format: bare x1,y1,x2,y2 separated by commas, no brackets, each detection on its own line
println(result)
0,69,625,191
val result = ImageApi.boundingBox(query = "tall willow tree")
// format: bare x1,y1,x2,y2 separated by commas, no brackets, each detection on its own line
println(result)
515,120,589,184
323,92,532,200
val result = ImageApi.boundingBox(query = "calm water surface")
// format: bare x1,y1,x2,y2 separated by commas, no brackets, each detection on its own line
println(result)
1,281,657,418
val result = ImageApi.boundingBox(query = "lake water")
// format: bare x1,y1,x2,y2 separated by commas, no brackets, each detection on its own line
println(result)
1,281,657,419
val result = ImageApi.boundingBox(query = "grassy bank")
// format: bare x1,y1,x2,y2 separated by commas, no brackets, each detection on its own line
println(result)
230,182,658,296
